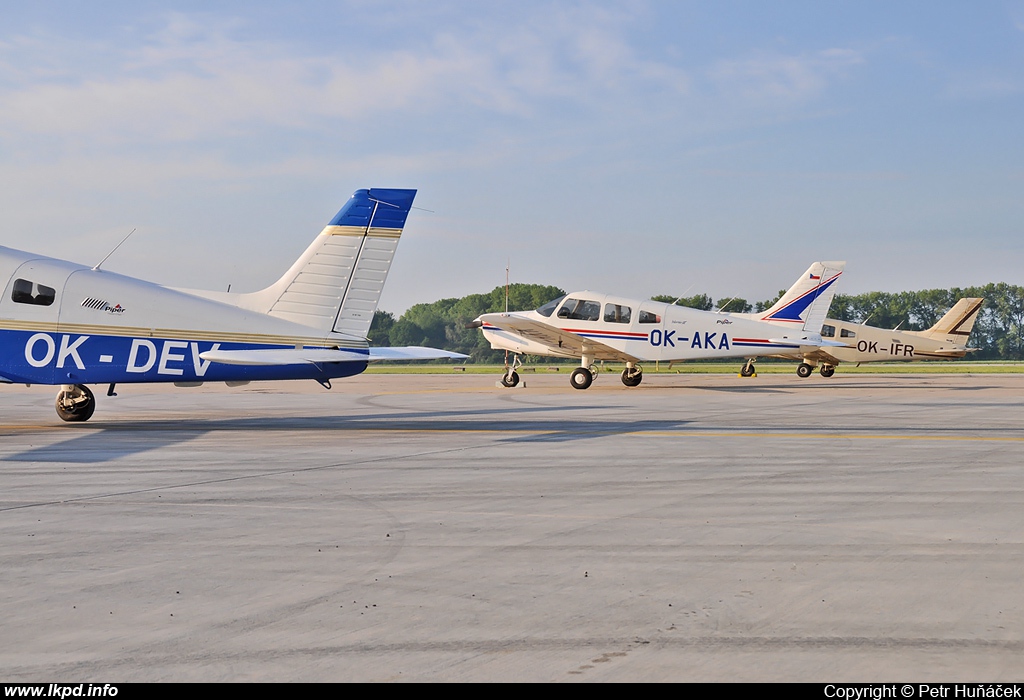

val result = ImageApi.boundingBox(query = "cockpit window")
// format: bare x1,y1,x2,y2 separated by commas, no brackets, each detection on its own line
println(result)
536,295,566,318
821,324,836,338
556,298,600,321
638,308,661,324
604,304,631,324
11,279,56,306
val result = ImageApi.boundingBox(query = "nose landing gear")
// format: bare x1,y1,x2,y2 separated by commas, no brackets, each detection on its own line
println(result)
620,363,643,387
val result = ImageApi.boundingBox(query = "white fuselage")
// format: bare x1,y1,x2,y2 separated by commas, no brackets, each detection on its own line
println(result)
481,291,824,362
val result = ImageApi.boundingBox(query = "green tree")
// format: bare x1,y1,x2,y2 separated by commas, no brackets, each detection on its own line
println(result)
368,310,395,347
716,297,752,313
651,293,714,310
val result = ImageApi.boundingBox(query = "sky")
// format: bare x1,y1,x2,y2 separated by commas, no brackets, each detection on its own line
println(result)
1,1,1023,313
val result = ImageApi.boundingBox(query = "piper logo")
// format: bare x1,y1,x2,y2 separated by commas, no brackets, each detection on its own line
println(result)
82,298,126,314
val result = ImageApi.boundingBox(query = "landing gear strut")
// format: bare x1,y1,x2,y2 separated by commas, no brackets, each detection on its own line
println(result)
740,359,756,377
55,384,96,422
621,363,643,387
500,355,522,387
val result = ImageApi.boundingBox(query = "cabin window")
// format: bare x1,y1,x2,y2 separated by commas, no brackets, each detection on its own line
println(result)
11,279,56,306
604,304,631,324
840,328,856,338
557,298,600,321
638,308,661,324
821,324,835,338
536,295,566,318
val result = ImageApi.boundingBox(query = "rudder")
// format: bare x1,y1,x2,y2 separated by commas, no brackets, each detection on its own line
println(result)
258,188,416,338
916,298,984,345
742,261,845,333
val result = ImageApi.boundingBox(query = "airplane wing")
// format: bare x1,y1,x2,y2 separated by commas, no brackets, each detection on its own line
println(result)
200,346,466,366
760,335,849,364
794,348,844,365
478,313,639,362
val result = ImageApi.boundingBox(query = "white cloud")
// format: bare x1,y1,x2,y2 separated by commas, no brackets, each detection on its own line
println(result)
0,10,690,147
708,48,864,101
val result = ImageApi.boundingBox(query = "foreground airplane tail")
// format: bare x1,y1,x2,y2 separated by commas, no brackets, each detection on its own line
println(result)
737,261,845,334
912,298,984,345
247,188,416,338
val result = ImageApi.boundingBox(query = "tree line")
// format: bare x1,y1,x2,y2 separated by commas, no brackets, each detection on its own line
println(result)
370,283,1024,361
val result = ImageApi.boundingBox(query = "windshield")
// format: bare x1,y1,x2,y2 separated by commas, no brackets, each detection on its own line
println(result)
536,295,566,317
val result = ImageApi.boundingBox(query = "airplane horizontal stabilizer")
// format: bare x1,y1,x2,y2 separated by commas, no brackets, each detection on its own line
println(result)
368,347,469,361
199,346,465,366
768,336,848,349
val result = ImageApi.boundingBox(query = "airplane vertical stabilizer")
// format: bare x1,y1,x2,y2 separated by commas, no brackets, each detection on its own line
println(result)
747,261,845,333
911,298,984,345
253,188,416,337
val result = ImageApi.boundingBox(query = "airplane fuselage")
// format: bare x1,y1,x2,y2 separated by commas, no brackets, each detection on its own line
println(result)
791,318,970,365
481,291,828,363
0,246,367,386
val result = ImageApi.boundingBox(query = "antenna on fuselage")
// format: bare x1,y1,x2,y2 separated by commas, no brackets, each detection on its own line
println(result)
670,283,696,306
716,296,738,313
92,228,137,272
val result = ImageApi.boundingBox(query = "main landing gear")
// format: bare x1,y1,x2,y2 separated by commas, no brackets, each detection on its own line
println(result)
795,362,836,378
55,384,96,422
570,366,595,390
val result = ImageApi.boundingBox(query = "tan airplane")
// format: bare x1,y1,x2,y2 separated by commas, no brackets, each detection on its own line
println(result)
740,297,984,377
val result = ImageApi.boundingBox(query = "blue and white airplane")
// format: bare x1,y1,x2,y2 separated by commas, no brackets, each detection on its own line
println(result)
473,262,846,389
0,188,464,422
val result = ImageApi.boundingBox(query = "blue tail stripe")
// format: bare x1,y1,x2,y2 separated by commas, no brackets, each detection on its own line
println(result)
765,275,838,322
328,188,417,229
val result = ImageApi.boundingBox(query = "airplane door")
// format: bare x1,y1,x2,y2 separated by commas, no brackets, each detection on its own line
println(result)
0,261,70,384
636,304,667,359
0,261,65,326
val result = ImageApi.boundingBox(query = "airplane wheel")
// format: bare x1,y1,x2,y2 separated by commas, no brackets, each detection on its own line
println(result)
796,363,814,378
740,363,756,377
570,367,594,390
621,368,643,387
500,370,520,388
820,365,836,378
55,384,96,423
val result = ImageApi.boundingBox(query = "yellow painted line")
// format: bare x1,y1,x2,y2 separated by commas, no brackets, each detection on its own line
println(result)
0,425,1021,444
638,431,1024,443
368,387,508,396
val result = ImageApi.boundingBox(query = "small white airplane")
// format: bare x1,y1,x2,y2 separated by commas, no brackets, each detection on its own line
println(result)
472,262,846,389
0,188,465,422
764,297,984,377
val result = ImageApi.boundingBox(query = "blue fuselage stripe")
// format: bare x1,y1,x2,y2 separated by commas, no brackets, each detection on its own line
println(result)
0,330,367,385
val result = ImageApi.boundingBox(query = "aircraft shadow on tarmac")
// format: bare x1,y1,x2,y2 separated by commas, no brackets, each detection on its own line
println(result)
3,405,692,463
